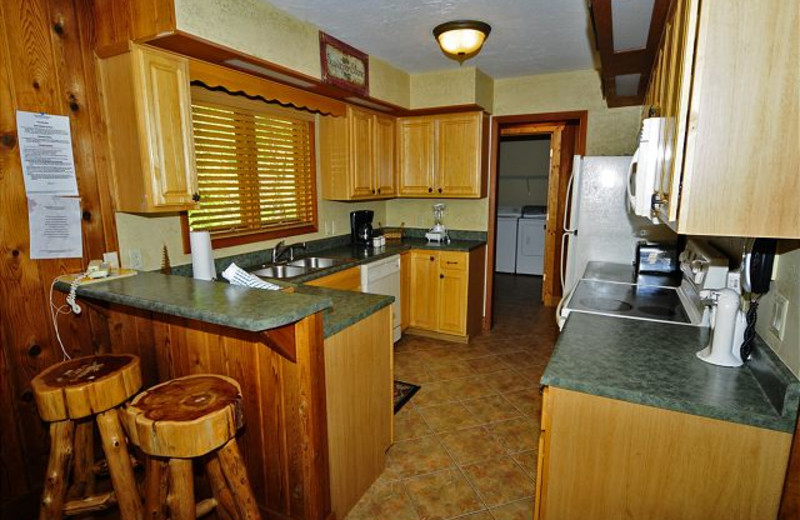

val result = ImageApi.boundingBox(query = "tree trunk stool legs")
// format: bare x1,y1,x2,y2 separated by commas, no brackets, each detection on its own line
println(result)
31,354,144,520
123,374,260,520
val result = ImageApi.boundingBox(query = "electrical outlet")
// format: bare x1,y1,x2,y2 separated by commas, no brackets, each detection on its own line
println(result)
330,220,336,235
769,292,789,340
128,249,143,269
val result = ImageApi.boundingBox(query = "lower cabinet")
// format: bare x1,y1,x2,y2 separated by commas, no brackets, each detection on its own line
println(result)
305,266,361,291
408,247,485,340
534,387,793,520
324,306,393,520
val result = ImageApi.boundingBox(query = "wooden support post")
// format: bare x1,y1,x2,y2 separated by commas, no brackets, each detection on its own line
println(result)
39,420,75,520
167,459,195,520
144,456,169,520
217,439,260,519
69,419,96,498
96,409,143,520
205,456,238,520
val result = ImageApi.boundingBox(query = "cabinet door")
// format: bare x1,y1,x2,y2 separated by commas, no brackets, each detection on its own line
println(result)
373,115,396,198
349,107,375,198
436,113,484,197
437,264,468,335
134,46,197,208
409,251,438,330
397,118,435,196
400,252,410,331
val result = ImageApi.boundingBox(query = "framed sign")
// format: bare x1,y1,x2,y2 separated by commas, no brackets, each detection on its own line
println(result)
320,32,369,96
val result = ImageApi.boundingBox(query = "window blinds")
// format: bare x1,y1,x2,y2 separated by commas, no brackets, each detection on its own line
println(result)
188,87,317,240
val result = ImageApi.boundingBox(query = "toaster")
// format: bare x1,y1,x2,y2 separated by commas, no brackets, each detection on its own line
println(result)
636,241,680,285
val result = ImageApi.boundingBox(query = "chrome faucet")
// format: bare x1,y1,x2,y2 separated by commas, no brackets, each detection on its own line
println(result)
271,241,307,263
271,241,290,264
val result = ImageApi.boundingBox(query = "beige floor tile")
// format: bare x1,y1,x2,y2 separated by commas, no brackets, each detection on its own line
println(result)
487,418,540,455
458,512,494,520
385,435,454,479
404,468,484,520
395,407,434,441
426,359,477,381
439,426,507,466
490,497,535,520
461,395,521,425
462,456,534,508
417,402,480,433
413,381,461,408
447,375,501,400
486,370,537,394
511,451,538,480
502,388,541,418
345,478,419,520
465,355,512,374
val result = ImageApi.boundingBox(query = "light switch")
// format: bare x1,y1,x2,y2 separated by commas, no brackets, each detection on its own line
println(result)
769,292,789,341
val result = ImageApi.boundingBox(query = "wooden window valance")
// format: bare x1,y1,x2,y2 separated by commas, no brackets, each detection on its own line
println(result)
189,58,346,117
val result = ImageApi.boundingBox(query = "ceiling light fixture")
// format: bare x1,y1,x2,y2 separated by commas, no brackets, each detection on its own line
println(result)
433,20,492,64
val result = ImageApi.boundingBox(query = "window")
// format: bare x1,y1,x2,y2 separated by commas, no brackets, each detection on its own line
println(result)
187,86,317,248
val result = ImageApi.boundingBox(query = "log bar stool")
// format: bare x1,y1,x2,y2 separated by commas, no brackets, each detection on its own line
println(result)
123,374,260,520
31,353,144,520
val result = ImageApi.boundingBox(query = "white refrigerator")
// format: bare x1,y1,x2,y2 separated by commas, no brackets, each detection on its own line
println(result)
561,156,649,295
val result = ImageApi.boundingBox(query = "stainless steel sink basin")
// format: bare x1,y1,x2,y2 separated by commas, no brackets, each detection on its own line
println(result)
250,265,308,279
287,257,345,269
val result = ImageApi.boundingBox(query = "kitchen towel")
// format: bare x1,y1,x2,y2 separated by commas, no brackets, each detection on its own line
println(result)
222,263,280,290
190,231,216,281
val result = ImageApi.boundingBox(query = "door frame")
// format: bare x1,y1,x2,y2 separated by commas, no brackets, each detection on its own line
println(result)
483,111,587,330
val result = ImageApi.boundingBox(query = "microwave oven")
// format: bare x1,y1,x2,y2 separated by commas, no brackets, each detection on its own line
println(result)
627,117,664,223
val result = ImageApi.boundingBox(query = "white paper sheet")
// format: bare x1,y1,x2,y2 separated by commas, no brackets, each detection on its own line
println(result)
28,195,83,259
16,111,79,195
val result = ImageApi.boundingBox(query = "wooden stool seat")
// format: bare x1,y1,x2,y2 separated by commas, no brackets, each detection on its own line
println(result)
124,374,244,458
32,354,141,421
124,374,260,520
31,354,143,520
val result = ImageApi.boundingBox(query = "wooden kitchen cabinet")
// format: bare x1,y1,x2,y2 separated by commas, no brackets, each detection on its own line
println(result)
397,112,488,198
408,247,485,341
98,44,198,213
320,106,397,200
305,266,361,292
644,0,799,238
534,387,792,520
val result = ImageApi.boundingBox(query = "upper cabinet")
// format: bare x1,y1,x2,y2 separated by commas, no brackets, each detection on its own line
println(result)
320,106,397,200
397,112,488,199
99,44,198,213
645,0,799,238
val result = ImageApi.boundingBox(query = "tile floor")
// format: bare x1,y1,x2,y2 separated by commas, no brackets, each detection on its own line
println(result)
345,274,560,520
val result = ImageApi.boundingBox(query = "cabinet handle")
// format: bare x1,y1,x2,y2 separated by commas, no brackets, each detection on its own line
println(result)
428,187,433,193
372,189,376,194
377,188,381,194
430,256,435,261
446,261,457,265
192,192,201,202
439,274,444,279
438,188,442,194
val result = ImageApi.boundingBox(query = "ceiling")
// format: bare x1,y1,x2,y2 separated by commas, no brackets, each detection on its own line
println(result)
261,0,599,78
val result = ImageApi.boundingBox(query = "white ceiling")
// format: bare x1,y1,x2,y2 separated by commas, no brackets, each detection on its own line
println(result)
262,0,599,78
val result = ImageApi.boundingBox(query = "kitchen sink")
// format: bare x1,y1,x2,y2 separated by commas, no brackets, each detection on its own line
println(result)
250,265,308,279
287,257,346,269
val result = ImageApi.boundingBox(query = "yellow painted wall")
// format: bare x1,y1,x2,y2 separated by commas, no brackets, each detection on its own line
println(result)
385,199,489,232
369,58,411,108
494,69,641,155
410,68,478,108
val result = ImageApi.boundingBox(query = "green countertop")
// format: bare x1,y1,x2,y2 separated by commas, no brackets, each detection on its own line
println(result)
542,312,800,432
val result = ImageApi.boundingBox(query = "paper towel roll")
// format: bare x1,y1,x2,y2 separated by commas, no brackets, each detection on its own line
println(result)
190,231,216,281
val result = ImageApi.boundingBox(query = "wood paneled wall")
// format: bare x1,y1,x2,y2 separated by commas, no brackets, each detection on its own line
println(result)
0,0,116,511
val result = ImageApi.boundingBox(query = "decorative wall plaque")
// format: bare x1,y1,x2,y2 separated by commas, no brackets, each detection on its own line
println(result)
320,32,369,96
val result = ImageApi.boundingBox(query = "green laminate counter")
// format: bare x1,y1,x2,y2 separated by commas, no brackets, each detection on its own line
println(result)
542,312,800,432
59,271,333,332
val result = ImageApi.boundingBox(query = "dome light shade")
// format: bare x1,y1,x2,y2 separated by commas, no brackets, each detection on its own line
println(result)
433,20,491,64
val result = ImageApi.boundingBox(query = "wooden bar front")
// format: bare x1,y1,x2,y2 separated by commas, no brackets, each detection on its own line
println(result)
95,302,333,520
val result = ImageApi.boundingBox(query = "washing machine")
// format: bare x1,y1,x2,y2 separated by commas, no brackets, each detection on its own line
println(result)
496,207,521,273
516,205,547,275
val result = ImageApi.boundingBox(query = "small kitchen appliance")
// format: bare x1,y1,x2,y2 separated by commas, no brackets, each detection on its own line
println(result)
635,241,681,286
627,117,664,222
350,210,374,246
696,288,747,367
425,203,450,243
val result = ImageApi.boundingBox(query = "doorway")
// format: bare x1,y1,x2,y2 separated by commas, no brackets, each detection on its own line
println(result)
484,112,587,330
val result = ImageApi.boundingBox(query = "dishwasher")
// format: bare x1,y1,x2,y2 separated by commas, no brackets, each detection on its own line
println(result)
360,254,401,342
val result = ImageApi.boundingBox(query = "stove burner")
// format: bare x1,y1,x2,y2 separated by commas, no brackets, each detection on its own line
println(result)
638,305,677,318
579,297,633,312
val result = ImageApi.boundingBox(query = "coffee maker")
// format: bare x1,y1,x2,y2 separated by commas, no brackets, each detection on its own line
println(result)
350,210,374,246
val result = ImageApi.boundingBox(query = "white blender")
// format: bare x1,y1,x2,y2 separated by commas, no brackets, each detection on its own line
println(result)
425,203,450,243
